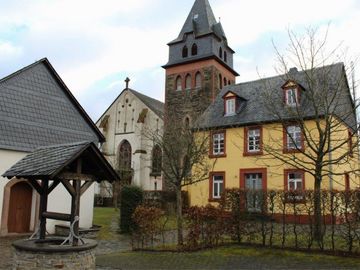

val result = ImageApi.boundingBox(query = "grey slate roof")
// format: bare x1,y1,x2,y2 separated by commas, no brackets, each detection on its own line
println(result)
2,141,119,182
196,63,357,131
170,0,219,44
128,89,164,119
0,58,104,152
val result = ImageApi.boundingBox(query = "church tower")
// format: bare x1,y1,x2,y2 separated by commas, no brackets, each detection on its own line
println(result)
163,0,239,125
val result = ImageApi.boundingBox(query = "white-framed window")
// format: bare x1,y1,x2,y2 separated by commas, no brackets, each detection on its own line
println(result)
285,88,298,106
248,128,261,152
287,171,304,200
176,76,182,91
225,98,236,116
286,125,302,150
195,72,202,88
212,174,224,199
185,74,191,90
212,132,225,155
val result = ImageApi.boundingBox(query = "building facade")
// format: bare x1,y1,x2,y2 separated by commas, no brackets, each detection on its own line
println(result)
96,87,164,191
0,58,103,235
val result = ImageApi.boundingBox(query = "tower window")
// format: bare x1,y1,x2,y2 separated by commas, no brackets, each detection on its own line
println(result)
219,47,223,58
182,46,188,58
219,74,223,89
224,77,227,86
224,51,227,62
195,72,202,88
176,76,182,91
185,74,191,90
191,43,198,56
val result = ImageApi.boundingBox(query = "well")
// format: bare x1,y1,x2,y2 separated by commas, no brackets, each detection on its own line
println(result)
12,238,97,270
2,142,120,270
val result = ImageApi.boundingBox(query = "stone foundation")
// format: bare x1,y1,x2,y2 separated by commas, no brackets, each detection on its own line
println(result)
12,238,97,270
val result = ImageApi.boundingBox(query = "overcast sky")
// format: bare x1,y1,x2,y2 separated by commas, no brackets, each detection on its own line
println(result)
0,0,359,121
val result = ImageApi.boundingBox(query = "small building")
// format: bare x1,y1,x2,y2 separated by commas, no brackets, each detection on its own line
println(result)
0,58,104,235
96,84,164,191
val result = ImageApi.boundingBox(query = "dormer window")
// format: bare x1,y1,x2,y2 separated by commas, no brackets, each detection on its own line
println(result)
191,44,198,56
225,97,236,116
182,46,188,58
285,88,298,106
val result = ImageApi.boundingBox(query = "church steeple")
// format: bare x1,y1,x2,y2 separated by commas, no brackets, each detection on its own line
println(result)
163,0,238,126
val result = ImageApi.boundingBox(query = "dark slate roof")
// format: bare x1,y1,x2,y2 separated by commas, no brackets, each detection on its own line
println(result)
2,141,119,182
0,58,104,152
196,63,357,131
128,89,164,119
169,0,225,44
96,88,164,124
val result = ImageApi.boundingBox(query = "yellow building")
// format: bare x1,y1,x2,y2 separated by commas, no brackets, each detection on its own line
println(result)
187,63,359,209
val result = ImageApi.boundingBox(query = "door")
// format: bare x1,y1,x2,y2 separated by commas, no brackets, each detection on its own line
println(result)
245,173,263,212
8,182,33,233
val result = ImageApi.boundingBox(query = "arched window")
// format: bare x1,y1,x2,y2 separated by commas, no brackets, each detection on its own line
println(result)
176,76,182,91
119,140,132,170
219,74,223,89
219,47,223,58
184,116,190,129
195,72,202,88
224,77,227,86
151,144,162,176
228,80,231,85
182,46,188,58
224,51,227,62
191,43,198,56
185,74,191,90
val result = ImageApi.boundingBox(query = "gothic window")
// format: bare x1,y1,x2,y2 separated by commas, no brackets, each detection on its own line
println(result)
119,140,132,170
182,46,188,58
219,74,223,89
224,51,227,62
184,116,190,129
191,43,198,56
195,72,202,88
176,76,182,91
185,74,191,89
224,77,227,86
151,144,162,176
219,47,223,58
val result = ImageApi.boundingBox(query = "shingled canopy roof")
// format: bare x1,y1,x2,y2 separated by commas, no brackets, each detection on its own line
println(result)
195,63,356,131
2,141,119,182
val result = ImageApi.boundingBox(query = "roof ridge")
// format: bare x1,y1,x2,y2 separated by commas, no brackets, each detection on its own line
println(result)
37,141,91,150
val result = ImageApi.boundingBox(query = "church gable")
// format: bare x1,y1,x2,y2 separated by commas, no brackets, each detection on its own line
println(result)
0,59,103,152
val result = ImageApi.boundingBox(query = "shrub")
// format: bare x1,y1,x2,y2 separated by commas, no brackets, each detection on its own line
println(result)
120,185,143,233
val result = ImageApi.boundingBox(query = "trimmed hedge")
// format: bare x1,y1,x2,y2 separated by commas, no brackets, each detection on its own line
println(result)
120,185,143,233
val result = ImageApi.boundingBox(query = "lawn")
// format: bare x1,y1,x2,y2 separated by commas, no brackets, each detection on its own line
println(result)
93,207,120,240
96,245,360,270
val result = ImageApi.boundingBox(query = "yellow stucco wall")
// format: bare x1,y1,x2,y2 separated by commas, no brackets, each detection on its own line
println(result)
187,120,359,206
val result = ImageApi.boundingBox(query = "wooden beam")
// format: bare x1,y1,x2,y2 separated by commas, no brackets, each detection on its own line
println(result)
28,179,43,195
58,172,96,182
60,179,76,197
47,180,60,194
80,181,94,196
71,177,81,246
39,180,49,240
42,211,71,221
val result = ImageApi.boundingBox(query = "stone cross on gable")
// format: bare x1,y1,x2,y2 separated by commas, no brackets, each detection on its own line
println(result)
125,77,130,89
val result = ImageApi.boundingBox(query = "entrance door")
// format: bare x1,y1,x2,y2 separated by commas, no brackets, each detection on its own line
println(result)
245,173,263,212
8,182,33,233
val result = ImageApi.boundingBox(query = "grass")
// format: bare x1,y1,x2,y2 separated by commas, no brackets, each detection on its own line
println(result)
96,245,360,269
93,207,120,240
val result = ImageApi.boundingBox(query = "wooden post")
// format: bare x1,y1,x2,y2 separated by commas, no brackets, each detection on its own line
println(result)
39,179,49,240
71,159,82,245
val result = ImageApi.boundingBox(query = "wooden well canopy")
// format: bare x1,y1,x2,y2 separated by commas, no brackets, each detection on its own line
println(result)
2,141,119,245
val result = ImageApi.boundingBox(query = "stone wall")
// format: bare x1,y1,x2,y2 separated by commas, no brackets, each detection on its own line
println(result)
12,248,96,270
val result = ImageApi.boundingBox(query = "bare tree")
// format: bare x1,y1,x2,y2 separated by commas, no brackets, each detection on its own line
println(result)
146,117,216,246
258,27,359,244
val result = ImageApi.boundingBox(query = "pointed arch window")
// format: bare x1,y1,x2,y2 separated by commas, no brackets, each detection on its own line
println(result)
191,43,198,56
224,77,227,86
195,72,202,88
219,74,223,89
184,116,191,129
151,144,162,176
176,76,182,91
118,140,132,183
182,46,188,58
224,51,227,62
219,47,223,58
185,74,191,90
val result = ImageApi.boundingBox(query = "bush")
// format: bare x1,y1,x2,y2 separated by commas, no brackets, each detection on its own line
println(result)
120,185,143,233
